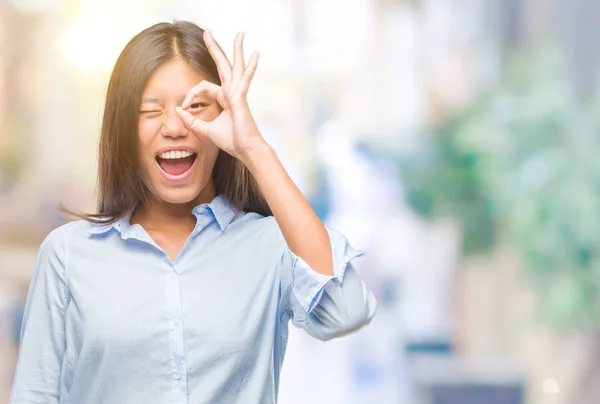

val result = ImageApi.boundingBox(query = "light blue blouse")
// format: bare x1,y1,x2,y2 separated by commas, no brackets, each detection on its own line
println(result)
10,195,377,404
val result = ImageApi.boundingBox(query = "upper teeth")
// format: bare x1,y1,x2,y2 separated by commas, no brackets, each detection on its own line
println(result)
159,150,194,159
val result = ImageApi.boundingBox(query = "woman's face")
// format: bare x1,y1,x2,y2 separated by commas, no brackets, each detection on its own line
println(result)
138,59,221,205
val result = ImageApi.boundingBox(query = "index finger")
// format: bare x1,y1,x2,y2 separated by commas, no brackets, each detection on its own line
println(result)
181,80,221,109
203,29,232,84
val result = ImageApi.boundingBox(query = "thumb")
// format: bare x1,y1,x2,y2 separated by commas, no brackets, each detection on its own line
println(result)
176,107,209,135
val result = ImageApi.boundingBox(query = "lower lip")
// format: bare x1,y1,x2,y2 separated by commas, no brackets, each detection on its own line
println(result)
157,156,198,182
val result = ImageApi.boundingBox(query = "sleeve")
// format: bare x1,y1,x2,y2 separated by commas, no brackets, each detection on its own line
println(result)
279,226,378,341
9,228,70,404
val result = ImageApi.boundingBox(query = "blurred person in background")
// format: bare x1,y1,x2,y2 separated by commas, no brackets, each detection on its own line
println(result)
9,20,377,404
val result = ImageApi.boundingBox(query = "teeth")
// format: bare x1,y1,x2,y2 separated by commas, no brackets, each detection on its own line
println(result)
159,150,194,159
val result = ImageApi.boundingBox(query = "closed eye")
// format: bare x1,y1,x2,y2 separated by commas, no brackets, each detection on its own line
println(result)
140,110,161,115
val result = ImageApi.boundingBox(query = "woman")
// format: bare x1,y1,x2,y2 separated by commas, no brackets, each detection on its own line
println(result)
10,21,377,404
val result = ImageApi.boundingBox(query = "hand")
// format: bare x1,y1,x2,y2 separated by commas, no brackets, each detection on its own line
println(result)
175,29,265,161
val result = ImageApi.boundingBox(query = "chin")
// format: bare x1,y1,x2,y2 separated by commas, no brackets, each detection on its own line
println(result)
154,186,206,205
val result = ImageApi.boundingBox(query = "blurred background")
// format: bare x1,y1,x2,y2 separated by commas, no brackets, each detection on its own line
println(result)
1,0,599,403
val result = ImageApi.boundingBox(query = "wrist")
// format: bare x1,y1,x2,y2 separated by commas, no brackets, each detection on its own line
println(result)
240,140,275,172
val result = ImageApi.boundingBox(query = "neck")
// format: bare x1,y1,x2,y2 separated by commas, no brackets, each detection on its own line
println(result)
131,185,216,231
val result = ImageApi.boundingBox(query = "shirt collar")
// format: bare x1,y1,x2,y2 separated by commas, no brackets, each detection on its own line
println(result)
192,194,238,232
87,207,136,236
88,194,238,236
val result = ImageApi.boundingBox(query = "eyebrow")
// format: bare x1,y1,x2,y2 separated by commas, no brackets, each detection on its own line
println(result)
140,95,188,104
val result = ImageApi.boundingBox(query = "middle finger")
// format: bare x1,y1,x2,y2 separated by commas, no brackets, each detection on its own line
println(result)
232,32,246,81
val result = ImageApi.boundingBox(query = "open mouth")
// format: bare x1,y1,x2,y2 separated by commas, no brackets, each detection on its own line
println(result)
156,150,198,179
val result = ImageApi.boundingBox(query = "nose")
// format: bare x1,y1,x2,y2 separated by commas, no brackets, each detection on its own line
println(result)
161,108,187,138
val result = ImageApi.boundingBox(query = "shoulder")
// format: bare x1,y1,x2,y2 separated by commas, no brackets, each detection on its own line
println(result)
229,212,286,248
233,212,280,234
40,219,94,254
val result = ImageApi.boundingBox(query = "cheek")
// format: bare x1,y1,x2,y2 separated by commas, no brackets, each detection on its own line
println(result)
137,121,160,173
199,139,220,165
194,139,220,179
138,119,159,147
138,119,160,151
